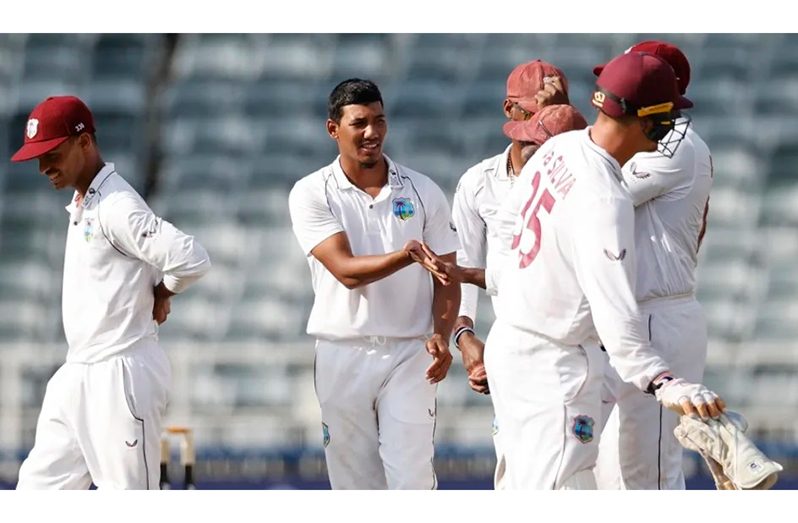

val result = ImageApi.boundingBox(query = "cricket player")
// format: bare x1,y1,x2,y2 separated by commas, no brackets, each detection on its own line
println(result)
449,102,587,488
452,59,569,396
593,41,714,490
449,60,569,489
288,78,460,489
483,51,724,489
12,96,211,489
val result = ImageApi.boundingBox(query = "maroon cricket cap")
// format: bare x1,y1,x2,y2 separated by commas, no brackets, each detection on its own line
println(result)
503,104,588,143
591,51,693,119
593,40,691,95
506,59,568,113
11,95,96,162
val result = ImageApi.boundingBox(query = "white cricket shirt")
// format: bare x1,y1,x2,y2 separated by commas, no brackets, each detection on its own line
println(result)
289,155,460,341
62,163,211,363
622,123,713,303
451,145,516,321
492,129,669,391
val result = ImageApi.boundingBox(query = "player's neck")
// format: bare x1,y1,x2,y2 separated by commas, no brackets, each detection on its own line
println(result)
507,146,522,177
339,155,388,197
74,155,107,198
589,121,638,167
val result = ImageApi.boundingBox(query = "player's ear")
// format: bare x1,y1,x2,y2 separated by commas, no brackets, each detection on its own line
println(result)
502,98,514,119
326,119,339,140
77,133,92,149
636,117,652,138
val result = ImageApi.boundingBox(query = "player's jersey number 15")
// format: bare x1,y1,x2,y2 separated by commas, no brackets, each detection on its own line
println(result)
511,170,556,269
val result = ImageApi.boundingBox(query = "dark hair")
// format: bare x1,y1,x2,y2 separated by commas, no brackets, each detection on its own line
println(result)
327,78,383,122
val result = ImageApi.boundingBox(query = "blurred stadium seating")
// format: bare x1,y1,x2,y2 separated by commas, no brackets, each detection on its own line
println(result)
1,33,797,489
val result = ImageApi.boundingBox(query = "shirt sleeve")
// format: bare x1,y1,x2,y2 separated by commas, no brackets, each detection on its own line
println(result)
571,196,669,391
101,194,212,294
484,171,526,297
622,144,695,206
452,175,485,320
288,176,344,255
421,179,460,257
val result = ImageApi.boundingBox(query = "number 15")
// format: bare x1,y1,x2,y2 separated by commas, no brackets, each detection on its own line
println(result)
511,171,557,269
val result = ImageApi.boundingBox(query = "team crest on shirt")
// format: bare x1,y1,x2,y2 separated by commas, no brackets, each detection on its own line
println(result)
572,415,595,444
83,217,94,242
26,118,39,139
392,197,415,221
322,422,330,447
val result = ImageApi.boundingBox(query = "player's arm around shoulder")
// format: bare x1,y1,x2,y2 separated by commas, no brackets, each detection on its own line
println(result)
622,141,696,206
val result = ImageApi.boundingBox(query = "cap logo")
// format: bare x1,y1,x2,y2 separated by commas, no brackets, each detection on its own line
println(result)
75,122,85,133
592,91,605,108
26,118,39,139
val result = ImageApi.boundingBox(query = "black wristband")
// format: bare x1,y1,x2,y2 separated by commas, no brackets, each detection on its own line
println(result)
453,326,475,350
647,374,675,395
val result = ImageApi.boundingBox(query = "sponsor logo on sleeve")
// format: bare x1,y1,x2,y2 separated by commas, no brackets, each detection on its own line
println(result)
603,248,627,261
141,217,162,238
628,162,651,179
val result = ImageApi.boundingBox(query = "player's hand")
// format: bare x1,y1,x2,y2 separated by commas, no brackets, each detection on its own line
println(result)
153,281,175,325
419,242,467,285
534,76,569,109
458,332,489,394
654,376,726,420
425,333,453,384
404,240,453,286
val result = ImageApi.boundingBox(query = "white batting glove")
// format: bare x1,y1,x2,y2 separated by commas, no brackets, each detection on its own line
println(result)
654,377,725,419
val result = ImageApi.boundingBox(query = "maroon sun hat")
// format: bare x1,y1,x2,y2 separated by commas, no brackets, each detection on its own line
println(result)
503,104,588,144
506,59,568,114
11,95,96,162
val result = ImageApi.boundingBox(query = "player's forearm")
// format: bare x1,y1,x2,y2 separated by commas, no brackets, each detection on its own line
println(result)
459,267,486,289
160,237,212,294
334,250,413,289
432,256,461,339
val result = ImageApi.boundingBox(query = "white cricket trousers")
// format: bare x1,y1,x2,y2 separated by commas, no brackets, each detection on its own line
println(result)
484,319,605,489
17,337,170,489
314,336,438,490
595,295,707,490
